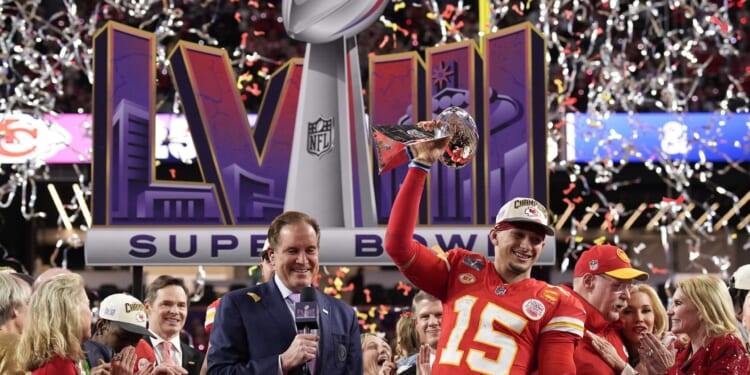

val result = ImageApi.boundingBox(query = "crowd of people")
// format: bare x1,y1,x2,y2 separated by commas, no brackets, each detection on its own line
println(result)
1,135,749,374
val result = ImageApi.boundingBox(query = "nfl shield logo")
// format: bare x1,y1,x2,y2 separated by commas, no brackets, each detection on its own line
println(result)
307,117,334,157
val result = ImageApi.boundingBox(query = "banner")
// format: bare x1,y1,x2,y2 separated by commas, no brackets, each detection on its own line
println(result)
86,22,552,265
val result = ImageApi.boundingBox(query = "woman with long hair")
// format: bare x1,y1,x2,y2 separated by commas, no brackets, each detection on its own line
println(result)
588,283,672,374
620,284,670,371
640,275,749,374
393,312,419,363
0,272,32,374
17,273,92,374
361,333,396,375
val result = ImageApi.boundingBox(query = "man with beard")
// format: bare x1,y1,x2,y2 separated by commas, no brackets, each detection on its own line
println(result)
384,135,586,374
84,293,155,373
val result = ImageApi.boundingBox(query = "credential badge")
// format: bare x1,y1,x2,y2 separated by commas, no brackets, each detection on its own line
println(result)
307,117,334,157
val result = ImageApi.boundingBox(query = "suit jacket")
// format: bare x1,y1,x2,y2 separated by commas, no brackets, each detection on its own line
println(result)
143,336,204,375
207,280,362,374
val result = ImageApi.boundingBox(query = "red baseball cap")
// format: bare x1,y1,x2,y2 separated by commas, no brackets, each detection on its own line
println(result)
574,244,649,281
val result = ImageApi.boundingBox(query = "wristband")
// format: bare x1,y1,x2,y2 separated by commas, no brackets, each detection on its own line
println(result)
405,147,431,172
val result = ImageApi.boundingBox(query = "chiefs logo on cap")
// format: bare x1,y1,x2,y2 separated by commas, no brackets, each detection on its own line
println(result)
135,311,147,323
524,206,543,220
616,248,631,264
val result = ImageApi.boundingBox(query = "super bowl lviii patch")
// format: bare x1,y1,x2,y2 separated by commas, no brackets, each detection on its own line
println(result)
462,256,485,271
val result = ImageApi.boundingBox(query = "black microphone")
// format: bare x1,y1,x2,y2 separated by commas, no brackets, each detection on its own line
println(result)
294,286,319,375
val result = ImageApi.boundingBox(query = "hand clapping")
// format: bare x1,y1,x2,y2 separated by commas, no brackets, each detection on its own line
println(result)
638,331,676,374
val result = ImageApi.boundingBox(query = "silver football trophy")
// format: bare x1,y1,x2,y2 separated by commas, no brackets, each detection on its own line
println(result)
372,106,480,173
281,0,388,227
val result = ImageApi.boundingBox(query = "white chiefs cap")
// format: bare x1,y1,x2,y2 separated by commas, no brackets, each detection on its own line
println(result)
98,293,155,337
495,197,555,236
732,265,750,290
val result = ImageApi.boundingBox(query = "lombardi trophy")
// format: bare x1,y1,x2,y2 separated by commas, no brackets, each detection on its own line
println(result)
281,0,389,226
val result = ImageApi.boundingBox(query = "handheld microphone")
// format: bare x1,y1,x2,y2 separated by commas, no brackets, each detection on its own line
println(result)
295,286,319,375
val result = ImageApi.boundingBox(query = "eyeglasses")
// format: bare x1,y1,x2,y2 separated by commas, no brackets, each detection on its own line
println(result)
595,274,632,293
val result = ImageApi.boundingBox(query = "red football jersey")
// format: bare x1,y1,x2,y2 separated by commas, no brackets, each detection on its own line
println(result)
402,247,586,375
134,338,156,372
204,297,221,336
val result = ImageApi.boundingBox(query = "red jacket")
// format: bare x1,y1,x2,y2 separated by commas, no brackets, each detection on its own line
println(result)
564,285,629,375
31,355,79,375
667,333,749,375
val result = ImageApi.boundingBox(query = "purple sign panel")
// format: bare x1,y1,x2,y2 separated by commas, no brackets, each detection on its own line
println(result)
86,21,551,265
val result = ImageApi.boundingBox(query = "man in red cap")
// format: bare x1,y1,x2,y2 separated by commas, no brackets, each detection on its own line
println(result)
567,244,649,374
384,138,586,374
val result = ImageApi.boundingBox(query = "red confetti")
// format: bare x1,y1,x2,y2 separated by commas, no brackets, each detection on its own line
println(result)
245,83,261,96
441,4,456,19
378,304,389,319
661,195,685,204
379,35,390,49
710,15,729,34
339,283,355,292
562,182,576,195
396,281,412,296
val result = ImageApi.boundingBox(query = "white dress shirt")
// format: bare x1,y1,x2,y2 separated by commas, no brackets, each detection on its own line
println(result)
149,332,183,366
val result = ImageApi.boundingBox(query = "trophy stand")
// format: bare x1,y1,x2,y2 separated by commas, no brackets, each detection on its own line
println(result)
284,36,377,227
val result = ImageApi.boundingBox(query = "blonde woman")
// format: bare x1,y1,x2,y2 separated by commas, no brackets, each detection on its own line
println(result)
361,333,396,375
17,273,92,374
639,275,749,374
620,284,670,371
0,272,32,375
588,284,671,375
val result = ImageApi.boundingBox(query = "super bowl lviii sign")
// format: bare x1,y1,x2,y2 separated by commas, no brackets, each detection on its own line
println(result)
85,20,551,266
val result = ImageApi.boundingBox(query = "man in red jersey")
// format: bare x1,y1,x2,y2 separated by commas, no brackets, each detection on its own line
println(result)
384,135,586,375
567,244,649,375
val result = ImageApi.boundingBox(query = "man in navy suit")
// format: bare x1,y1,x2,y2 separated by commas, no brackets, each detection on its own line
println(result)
207,211,362,374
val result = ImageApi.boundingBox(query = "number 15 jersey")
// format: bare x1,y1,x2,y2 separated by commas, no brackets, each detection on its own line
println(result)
402,246,586,375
